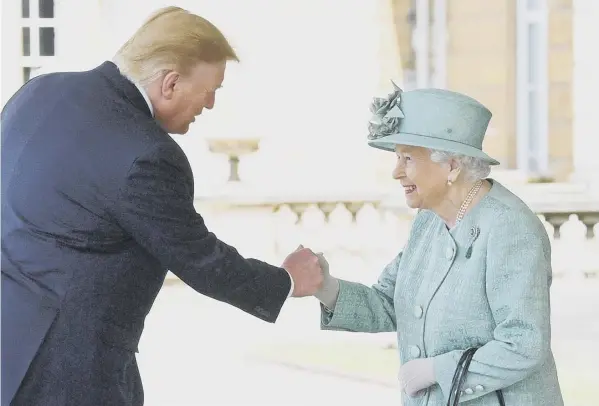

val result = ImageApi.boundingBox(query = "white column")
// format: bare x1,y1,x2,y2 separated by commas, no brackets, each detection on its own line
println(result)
414,0,430,88
515,0,549,176
432,0,447,89
374,0,403,93
1,0,23,107
571,0,599,195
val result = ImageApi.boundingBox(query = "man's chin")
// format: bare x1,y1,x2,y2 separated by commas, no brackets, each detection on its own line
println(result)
166,124,191,135
174,127,190,135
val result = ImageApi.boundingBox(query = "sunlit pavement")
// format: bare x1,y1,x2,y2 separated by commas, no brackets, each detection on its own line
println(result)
138,277,599,406
138,281,398,406
140,358,399,406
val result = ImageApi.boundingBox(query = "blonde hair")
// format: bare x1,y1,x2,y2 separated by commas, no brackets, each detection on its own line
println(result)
113,6,239,86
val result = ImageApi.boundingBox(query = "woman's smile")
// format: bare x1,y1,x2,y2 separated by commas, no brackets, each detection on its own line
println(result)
404,185,417,195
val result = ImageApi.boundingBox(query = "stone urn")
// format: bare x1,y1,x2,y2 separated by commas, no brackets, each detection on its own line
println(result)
205,138,260,182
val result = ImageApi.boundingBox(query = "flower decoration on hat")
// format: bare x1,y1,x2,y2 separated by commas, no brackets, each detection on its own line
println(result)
367,80,405,140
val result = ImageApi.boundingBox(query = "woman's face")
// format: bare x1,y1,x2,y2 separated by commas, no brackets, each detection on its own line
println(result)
392,145,450,209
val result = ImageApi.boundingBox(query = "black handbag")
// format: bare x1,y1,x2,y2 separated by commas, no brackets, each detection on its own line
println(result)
447,347,505,406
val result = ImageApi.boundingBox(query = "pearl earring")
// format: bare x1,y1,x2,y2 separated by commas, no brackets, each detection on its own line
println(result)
447,179,453,186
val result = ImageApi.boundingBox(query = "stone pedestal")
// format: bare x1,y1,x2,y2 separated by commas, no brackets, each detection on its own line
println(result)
206,138,260,182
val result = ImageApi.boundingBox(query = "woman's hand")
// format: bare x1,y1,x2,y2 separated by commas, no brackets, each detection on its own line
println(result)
312,252,340,310
398,358,437,397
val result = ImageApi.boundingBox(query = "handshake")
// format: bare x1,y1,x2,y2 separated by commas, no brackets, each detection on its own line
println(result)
281,245,339,303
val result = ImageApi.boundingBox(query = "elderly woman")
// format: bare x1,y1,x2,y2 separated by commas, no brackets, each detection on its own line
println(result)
313,85,564,405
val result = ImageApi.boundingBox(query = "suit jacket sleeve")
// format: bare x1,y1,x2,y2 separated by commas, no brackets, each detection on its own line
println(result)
113,142,291,323
319,252,401,333
433,209,552,402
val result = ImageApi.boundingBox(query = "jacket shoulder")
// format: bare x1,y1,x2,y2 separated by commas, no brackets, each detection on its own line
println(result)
482,183,550,243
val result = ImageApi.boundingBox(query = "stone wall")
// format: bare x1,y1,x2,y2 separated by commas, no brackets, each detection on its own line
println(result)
391,0,575,180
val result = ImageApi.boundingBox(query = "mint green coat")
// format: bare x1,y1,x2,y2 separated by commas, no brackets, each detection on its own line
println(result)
321,180,564,405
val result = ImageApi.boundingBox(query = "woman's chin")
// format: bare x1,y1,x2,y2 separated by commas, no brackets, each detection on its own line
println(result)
404,195,421,209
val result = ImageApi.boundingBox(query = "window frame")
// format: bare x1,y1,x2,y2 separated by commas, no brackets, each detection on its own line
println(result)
21,0,56,83
516,0,549,175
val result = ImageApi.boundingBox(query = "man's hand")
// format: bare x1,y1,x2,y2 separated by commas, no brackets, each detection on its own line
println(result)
398,358,436,397
282,245,324,297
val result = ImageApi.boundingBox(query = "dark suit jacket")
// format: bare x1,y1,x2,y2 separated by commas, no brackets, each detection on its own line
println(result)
1,61,291,406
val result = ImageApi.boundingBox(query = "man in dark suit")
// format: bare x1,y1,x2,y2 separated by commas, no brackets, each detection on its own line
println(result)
1,6,324,406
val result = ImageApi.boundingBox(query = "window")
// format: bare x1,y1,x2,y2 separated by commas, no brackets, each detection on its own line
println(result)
516,0,549,175
23,67,32,83
22,0,30,18
22,27,31,56
39,27,55,56
39,0,54,18
20,0,56,83
408,0,446,90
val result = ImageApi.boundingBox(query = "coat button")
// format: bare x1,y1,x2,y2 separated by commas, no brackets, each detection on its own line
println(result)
413,305,423,319
409,345,421,358
445,246,454,260
464,388,474,395
475,385,484,392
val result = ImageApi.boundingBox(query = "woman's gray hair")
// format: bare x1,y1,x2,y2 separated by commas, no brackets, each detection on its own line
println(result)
429,149,491,181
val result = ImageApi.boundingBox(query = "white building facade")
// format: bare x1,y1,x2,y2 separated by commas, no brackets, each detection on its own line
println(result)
571,0,599,193
1,0,597,190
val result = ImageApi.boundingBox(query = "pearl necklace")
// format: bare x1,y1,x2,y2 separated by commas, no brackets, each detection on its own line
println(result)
456,179,483,224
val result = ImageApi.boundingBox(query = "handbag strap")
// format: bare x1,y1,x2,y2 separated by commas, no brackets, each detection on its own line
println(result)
446,347,506,406
448,348,477,406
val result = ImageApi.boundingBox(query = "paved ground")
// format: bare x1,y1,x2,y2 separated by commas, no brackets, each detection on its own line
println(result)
137,277,599,406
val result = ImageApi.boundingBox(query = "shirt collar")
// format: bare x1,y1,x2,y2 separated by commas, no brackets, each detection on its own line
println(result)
134,83,154,117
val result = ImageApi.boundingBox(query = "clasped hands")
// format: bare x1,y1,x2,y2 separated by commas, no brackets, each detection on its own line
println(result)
281,244,333,297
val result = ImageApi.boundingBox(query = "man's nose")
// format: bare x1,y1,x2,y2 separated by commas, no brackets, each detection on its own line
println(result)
205,93,215,110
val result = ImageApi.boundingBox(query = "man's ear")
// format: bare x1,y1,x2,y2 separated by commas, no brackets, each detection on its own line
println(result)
160,71,180,100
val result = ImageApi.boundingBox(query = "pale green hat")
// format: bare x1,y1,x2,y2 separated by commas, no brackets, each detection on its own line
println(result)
367,83,499,165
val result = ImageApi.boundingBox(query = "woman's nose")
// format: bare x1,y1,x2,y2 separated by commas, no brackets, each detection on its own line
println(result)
392,162,404,180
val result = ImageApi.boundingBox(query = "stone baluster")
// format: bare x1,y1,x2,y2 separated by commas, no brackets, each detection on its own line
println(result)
543,213,571,239
288,203,312,225
344,202,366,223
317,202,339,222
578,212,599,240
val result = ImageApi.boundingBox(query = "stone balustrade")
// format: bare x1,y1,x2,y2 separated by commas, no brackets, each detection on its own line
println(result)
161,139,599,283
161,179,599,284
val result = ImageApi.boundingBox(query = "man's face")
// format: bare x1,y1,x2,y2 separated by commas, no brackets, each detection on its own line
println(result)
151,61,225,135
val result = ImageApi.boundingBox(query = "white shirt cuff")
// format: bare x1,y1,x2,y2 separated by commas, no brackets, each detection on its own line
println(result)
283,268,294,298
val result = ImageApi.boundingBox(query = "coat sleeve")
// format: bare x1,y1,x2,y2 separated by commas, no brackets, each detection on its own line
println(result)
113,142,291,323
320,252,401,333
432,208,553,402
